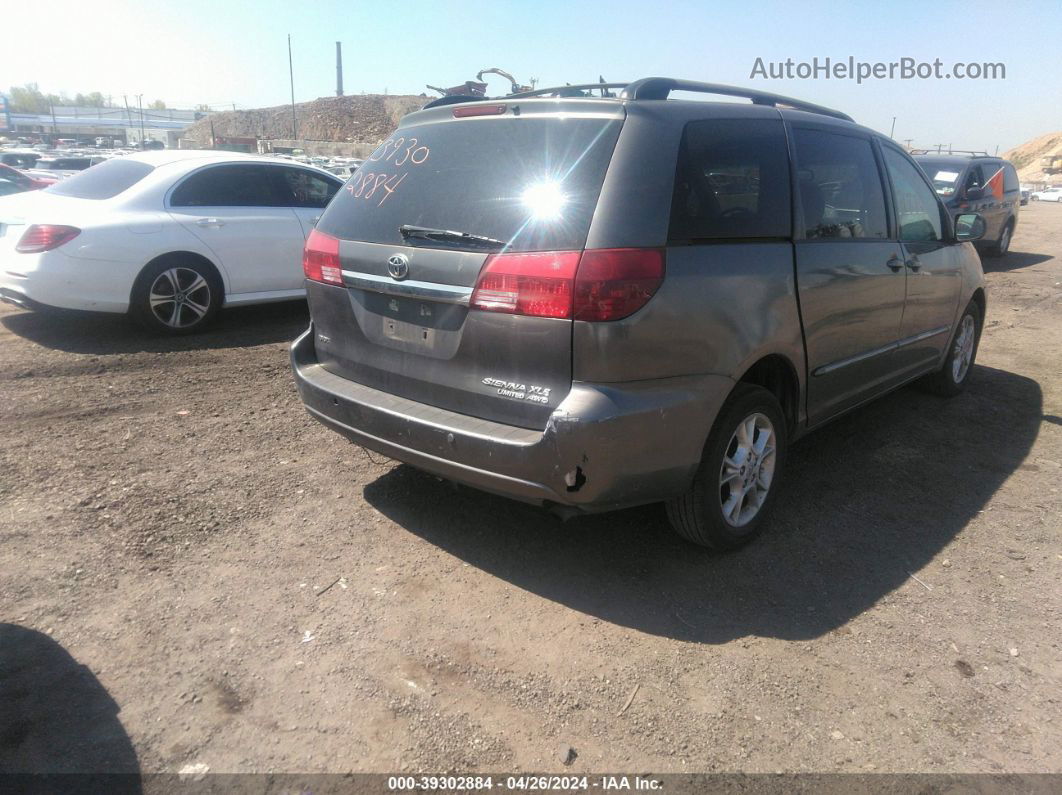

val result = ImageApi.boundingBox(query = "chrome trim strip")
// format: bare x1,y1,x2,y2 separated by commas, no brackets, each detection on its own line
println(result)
897,325,950,348
812,325,950,377
341,271,473,305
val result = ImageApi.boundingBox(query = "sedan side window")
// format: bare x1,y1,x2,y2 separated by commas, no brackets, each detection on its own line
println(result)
171,164,283,207
791,129,888,240
882,147,944,243
275,167,341,208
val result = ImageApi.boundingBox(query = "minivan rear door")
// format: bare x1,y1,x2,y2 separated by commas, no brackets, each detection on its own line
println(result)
309,102,624,430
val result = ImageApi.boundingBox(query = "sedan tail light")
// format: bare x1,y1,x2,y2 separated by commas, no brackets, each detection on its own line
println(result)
15,224,81,253
470,248,665,321
303,229,343,285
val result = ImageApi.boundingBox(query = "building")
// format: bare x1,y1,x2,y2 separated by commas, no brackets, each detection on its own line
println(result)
1,102,213,147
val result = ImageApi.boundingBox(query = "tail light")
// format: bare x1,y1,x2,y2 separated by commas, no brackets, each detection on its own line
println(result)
470,251,580,319
574,248,665,321
303,228,343,285
470,248,664,321
15,224,81,253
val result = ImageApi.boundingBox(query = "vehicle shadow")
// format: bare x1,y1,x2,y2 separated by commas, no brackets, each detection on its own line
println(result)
0,624,140,790
363,365,1041,644
979,251,1053,273
0,301,308,355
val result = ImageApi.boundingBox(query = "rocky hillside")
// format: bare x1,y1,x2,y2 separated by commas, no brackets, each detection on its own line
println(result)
184,94,427,144
1002,131,1062,182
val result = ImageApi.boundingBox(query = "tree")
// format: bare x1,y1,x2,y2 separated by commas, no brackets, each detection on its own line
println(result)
148,100,166,110
8,83,49,113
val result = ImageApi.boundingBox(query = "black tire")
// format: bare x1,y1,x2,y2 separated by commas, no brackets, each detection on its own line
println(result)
666,384,787,551
919,301,982,397
985,219,1013,258
130,257,222,334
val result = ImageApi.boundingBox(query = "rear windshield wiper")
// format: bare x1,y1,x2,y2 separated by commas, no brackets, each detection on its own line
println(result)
399,224,505,250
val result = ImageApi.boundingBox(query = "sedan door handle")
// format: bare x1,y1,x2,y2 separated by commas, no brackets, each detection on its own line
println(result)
195,217,225,228
886,255,904,272
905,255,921,272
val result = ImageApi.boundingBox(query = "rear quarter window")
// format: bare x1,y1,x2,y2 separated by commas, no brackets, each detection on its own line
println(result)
668,118,791,241
316,116,622,252
45,158,155,200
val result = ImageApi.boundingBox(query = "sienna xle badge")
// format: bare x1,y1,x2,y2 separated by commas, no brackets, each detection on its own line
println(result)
291,77,988,550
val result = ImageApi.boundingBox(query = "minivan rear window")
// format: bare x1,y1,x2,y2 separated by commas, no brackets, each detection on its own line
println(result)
45,158,155,199
316,117,623,252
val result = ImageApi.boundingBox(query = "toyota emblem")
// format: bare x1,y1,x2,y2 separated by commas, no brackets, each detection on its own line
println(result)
387,254,410,281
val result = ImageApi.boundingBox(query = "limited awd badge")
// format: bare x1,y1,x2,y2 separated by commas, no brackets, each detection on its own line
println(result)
387,253,409,281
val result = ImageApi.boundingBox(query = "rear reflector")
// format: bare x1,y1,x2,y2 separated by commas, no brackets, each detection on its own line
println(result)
15,224,81,253
453,104,507,118
471,251,580,319
303,228,343,286
470,248,665,321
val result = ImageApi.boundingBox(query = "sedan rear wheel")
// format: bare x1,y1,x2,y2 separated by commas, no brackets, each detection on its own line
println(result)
131,259,221,334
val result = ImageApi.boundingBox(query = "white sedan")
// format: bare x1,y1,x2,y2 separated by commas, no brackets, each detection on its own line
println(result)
0,150,342,333
1030,187,1062,202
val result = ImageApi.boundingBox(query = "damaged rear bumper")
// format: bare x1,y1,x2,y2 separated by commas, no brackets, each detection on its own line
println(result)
291,326,734,513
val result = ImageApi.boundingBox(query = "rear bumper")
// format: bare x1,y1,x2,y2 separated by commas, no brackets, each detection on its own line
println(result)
0,250,130,314
291,326,734,512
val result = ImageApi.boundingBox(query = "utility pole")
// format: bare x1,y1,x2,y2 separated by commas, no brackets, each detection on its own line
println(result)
336,42,344,97
902,138,914,151
136,94,145,144
288,34,298,140
49,102,58,137
889,116,896,139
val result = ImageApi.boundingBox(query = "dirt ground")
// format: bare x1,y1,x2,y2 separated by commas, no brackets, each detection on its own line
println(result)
2,203,1060,777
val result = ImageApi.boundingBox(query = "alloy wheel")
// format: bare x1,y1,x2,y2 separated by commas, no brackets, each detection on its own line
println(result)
718,412,777,527
149,267,211,329
952,314,976,384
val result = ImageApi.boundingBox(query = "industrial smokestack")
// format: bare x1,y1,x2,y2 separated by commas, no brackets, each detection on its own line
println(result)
336,42,344,97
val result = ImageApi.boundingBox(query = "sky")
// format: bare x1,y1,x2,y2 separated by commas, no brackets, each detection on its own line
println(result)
3,0,1059,152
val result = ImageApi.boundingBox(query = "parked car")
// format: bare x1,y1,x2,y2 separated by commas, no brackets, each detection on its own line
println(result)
0,163,57,190
0,150,342,333
0,176,28,197
912,153,1020,256
1030,186,1062,202
0,151,41,169
290,77,988,550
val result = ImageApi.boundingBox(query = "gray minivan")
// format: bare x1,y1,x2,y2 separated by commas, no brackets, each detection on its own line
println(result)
913,153,1020,256
291,78,988,550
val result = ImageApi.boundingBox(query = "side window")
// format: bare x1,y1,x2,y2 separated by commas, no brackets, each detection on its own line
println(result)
962,165,985,193
668,118,791,241
275,167,340,208
170,164,282,207
882,147,944,243
791,129,888,240
1003,164,1019,193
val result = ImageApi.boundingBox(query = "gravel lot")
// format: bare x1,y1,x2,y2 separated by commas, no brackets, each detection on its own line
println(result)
2,203,1060,776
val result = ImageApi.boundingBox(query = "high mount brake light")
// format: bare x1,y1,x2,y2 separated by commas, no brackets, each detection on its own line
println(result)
452,104,507,118
303,228,343,286
470,248,665,321
15,224,81,253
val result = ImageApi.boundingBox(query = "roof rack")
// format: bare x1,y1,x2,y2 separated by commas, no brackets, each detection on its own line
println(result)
423,77,854,122
620,78,853,121
909,148,990,157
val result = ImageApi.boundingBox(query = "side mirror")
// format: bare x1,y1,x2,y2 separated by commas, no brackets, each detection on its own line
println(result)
964,186,984,200
955,213,986,242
